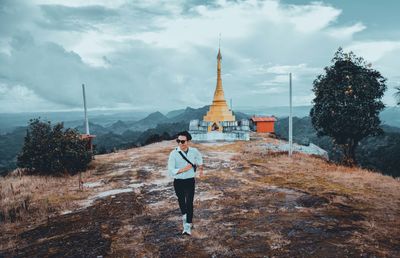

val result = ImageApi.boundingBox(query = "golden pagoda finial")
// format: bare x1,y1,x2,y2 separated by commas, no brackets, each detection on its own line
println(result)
217,33,222,60
203,40,236,126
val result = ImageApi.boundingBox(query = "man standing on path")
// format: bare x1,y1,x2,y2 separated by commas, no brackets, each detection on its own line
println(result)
168,131,203,235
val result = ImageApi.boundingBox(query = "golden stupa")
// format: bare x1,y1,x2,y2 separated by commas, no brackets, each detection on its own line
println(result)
203,48,235,132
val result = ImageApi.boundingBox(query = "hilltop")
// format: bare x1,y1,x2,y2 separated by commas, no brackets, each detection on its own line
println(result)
1,135,399,257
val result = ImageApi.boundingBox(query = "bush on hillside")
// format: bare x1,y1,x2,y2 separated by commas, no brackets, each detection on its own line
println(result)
17,118,92,175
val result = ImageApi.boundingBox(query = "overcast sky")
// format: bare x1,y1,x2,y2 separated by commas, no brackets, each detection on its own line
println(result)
1,0,399,113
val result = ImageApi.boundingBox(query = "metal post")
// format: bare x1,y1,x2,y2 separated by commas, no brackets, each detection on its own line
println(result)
79,171,82,190
289,73,293,157
82,84,90,135
230,98,233,111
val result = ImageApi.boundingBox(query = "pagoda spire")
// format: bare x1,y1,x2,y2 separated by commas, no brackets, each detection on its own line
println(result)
203,44,235,126
214,47,225,101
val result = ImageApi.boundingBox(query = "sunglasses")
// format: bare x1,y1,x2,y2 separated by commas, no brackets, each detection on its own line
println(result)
176,139,187,144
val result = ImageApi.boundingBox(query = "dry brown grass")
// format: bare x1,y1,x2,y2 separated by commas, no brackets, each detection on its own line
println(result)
0,172,90,224
0,141,169,226
195,141,246,153
1,137,399,256
234,140,400,253
0,171,93,250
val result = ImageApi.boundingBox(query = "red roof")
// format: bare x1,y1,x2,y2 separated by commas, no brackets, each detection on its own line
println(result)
80,134,96,139
251,116,276,122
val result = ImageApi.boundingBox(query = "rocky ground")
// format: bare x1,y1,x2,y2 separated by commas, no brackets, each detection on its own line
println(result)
1,136,399,257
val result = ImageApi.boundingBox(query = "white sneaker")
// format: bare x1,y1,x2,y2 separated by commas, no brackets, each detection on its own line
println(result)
183,223,192,235
182,214,187,233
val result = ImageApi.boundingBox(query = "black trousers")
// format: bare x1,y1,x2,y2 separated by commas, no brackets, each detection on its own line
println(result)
173,178,195,223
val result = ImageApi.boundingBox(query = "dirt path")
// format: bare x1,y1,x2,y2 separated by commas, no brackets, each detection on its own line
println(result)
1,140,399,257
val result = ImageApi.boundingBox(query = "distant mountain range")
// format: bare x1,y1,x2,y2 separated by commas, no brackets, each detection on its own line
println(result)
74,107,209,136
237,105,400,128
2,105,400,134
0,110,148,134
73,105,252,136
237,105,312,118
1,105,400,177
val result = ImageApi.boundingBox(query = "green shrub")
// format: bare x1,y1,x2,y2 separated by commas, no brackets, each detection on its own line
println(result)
17,118,92,175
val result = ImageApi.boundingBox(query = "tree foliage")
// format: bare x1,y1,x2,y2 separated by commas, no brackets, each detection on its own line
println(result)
17,118,92,175
310,48,387,166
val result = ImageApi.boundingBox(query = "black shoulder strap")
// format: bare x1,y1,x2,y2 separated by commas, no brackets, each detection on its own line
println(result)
178,150,194,166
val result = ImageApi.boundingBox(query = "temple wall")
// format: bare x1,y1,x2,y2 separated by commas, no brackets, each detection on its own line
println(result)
189,119,250,142
191,131,250,142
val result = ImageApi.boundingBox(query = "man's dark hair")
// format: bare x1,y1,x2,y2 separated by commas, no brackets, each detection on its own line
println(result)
177,131,192,141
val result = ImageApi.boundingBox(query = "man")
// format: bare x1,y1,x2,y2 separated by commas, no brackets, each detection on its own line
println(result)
168,131,203,235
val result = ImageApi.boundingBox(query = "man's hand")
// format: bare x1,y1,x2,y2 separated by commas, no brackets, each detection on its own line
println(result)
198,165,204,178
178,164,192,174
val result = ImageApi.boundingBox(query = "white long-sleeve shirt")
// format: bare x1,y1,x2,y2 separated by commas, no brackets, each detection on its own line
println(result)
168,147,203,179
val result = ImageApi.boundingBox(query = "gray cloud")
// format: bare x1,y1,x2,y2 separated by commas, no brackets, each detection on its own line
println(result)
1,0,399,113
0,30,218,112
0,1,34,34
39,4,118,31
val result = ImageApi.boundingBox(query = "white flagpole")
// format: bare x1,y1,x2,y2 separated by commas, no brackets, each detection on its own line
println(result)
82,84,90,135
289,73,293,157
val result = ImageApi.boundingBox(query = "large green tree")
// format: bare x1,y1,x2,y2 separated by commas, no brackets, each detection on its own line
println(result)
310,48,387,166
17,118,92,175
